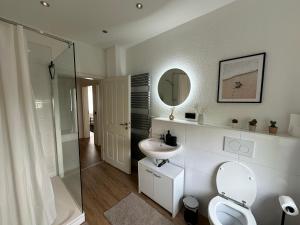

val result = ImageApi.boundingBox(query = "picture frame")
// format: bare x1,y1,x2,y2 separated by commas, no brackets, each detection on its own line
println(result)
217,53,266,103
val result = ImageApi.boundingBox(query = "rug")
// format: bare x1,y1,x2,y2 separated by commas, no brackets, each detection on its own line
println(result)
104,193,174,225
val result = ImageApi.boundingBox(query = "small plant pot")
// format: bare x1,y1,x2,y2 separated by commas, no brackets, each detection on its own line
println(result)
249,125,256,132
269,127,278,135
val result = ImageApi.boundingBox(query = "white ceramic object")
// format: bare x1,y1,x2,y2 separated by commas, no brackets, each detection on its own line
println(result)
288,114,300,137
138,158,184,217
279,195,299,216
208,196,256,225
138,138,182,160
208,161,257,225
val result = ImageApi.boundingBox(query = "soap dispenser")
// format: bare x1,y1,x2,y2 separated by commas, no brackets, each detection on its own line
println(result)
165,130,171,145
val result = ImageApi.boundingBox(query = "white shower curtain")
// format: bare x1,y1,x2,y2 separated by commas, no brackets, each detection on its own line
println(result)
0,22,56,225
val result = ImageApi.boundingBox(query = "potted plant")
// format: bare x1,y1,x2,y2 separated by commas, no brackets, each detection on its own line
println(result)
248,119,257,132
232,119,239,128
269,121,278,135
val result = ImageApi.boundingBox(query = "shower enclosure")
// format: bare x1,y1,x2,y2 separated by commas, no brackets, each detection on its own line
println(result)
52,45,82,208
28,34,83,223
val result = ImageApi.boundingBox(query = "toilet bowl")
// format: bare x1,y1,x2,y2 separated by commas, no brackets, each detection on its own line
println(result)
208,162,257,225
208,196,256,225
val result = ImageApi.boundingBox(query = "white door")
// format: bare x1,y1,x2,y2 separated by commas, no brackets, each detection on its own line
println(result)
153,172,172,212
138,165,154,197
102,76,131,174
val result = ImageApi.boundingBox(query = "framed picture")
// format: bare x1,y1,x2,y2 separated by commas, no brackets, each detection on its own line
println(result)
217,53,266,103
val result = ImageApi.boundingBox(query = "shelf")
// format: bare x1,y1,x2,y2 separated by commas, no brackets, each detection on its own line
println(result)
153,117,298,140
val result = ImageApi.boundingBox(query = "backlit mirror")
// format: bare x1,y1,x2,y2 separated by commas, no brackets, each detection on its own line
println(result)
158,68,191,106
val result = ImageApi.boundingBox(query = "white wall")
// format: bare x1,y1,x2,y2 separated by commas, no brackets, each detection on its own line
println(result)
26,30,69,177
61,134,80,173
105,46,117,76
28,42,58,177
105,45,127,77
57,76,77,134
127,0,300,133
152,118,300,225
26,30,67,59
81,86,90,138
26,30,106,79
75,41,105,78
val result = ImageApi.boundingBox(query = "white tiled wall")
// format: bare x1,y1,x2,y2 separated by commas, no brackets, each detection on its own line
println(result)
61,132,80,173
152,118,300,225
29,42,57,177
62,139,80,173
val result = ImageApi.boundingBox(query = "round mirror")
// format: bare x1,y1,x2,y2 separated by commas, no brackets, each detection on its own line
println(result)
158,68,191,106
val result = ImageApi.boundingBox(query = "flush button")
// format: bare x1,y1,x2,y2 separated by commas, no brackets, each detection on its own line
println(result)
223,136,255,158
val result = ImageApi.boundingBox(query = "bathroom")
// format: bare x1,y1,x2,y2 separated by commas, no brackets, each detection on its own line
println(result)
0,0,300,225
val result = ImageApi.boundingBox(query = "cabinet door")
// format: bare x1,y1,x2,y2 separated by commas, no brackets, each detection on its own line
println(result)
153,172,173,212
139,165,154,198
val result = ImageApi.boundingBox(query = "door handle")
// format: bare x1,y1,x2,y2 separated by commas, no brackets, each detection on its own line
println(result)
120,122,130,130
153,173,161,178
145,169,153,174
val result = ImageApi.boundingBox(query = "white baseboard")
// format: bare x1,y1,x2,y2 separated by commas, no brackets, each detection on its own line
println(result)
69,212,85,225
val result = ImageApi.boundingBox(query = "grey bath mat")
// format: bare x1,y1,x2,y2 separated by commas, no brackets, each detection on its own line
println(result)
104,193,174,225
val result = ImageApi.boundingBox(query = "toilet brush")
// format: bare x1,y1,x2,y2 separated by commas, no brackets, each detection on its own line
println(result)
278,196,299,225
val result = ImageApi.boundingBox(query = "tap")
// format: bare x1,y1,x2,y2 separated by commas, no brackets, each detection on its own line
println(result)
148,127,152,138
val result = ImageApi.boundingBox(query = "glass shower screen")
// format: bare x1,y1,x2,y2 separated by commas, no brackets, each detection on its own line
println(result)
52,44,82,210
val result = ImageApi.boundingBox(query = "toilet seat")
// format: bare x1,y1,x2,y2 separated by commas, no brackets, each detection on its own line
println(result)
208,196,257,225
208,162,257,225
216,161,257,208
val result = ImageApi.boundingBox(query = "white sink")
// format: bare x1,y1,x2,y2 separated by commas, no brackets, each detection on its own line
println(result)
138,138,182,160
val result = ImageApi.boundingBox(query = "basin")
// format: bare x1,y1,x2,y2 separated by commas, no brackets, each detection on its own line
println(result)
138,138,182,160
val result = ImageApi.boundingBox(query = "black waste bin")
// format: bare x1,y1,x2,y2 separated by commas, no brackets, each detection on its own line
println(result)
183,196,199,225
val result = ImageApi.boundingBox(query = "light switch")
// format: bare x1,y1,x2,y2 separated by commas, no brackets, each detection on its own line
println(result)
223,136,255,158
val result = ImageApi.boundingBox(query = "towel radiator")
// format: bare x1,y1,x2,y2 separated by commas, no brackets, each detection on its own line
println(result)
131,73,151,162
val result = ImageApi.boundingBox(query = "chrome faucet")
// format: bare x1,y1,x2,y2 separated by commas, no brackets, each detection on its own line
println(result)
148,127,152,138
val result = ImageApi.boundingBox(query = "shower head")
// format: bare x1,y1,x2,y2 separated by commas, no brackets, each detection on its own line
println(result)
48,61,55,80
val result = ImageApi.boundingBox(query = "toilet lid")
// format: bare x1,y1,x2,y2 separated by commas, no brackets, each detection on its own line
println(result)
216,161,257,208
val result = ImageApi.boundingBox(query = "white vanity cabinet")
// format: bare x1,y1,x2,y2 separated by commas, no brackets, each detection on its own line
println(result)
138,158,184,217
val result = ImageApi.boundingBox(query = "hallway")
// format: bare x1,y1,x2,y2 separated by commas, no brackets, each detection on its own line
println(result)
79,132,102,170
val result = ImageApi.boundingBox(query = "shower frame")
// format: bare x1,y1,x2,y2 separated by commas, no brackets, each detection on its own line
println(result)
0,16,83,212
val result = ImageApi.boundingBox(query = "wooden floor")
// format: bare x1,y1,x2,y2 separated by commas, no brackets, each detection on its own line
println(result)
80,136,210,225
79,132,102,169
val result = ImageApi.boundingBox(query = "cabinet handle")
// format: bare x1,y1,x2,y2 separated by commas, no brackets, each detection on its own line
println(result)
145,169,153,174
153,173,161,178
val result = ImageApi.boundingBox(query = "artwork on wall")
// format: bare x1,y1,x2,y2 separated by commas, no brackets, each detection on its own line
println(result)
217,53,266,103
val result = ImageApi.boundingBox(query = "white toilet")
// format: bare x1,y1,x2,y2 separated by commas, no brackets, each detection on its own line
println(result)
208,161,257,225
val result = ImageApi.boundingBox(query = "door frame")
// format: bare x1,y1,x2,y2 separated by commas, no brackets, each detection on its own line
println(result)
77,78,101,143
81,86,90,138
